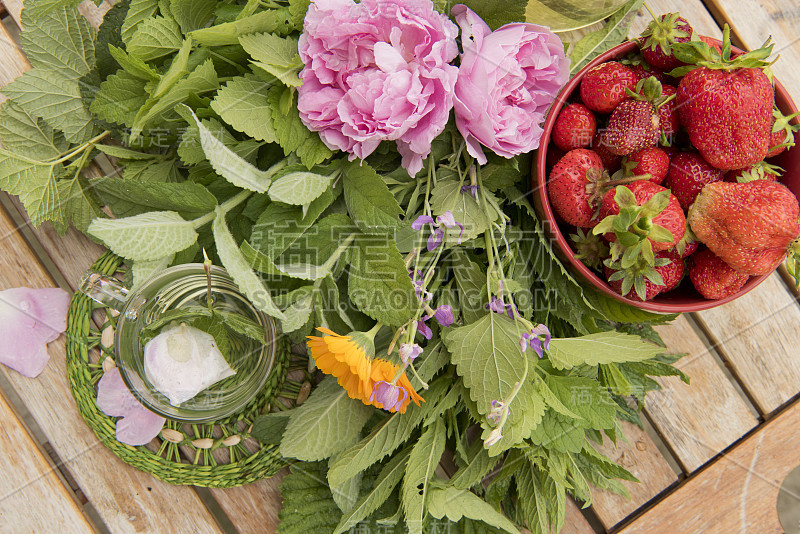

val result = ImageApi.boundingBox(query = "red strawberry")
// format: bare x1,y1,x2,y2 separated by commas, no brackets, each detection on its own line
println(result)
570,228,609,269
657,249,685,291
625,147,670,185
687,181,800,275
605,77,673,156
674,29,774,170
665,152,725,210
547,149,608,227
689,249,749,299
622,54,674,85
639,12,694,70
658,84,680,139
699,35,723,54
595,181,686,254
580,61,639,114
676,227,699,258
590,133,621,172
605,265,664,301
724,161,782,183
553,103,597,152
766,108,800,158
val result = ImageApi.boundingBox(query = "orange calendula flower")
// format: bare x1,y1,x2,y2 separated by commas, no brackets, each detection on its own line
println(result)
366,359,424,414
306,327,373,400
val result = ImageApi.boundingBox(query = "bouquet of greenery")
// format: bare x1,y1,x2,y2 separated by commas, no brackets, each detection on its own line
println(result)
0,0,689,531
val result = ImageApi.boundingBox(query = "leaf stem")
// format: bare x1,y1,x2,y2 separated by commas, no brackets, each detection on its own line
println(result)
52,131,112,165
191,189,253,228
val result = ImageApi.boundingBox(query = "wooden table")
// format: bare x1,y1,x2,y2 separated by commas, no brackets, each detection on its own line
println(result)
0,0,799,532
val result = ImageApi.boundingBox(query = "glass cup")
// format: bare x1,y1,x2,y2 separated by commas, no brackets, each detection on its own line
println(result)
79,264,276,422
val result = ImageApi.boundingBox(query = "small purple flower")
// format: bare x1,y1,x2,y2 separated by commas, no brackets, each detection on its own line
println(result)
412,211,464,251
399,343,423,365
487,399,505,425
486,296,518,317
409,269,431,302
433,304,454,327
461,184,479,198
523,324,551,358
369,380,408,412
417,319,433,340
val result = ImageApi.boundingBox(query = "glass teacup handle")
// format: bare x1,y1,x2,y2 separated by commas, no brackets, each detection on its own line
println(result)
78,271,146,319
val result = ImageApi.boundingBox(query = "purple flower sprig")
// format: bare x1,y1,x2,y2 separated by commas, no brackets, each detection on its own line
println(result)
412,211,464,251
417,304,454,340
519,324,551,358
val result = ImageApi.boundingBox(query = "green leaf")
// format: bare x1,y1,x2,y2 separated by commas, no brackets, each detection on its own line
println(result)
348,233,416,327
90,70,148,128
569,0,644,75
544,375,616,429
281,290,315,333
2,69,95,144
280,377,373,461
211,74,277,143
56,174,105,233
0,100,68,160
277,462,342,534
121,0,158,44
584,288,678,324
183,106,273,193
430,178,497,242
131,254,174,290
268,85,332,168
342,161,403,234
91,176,218,216
88,211,198,261
269,172,332,205
240,32,302,86
329,447,363,514
460,0,527,30
547,331,663,369
334,448,411,534
327,378,448,487
212,206,286,320
20,3,95,79
127,16,182,61
215,310,267,344
401,419,446,534
529,410,585,454
189,8,295,46
448,440,501,491
428,486,522,534
107,44,160,81
515,460,549,534
250,411,290,446
170,0,216,33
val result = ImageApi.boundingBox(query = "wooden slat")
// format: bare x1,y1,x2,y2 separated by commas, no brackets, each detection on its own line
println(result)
628,0,723,38
209,473,286,534
559,499,597,534
0,206,222,533
587,421,678,529
649,317,758,472
694,275,800,414
621,398,800,532
0,16,28,100
2,0,111,28
2,0,22,26
0,389,96,533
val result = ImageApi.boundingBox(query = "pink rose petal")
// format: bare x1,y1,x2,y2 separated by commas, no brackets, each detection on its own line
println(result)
97,367,165,446
0,287,70,378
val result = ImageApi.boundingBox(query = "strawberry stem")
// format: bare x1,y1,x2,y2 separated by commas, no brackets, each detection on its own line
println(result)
605,174,653,188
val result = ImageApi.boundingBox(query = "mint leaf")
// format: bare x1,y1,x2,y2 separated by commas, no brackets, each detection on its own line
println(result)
547,331,663,369
189,8,295,46
90,70,148,127
169,0,216,33
529,410,585,454
280,377,373,462
268,84,332,168
211,75,277,143
342,161,403,234
91,176,218,216
178,116,238,165
121,0,158,44
430,178,497,242
94,144,158,160
428,486,521,534
108,44,160,81
348,233,416,327
2,69,95,144
569,0,644,75
281,290,314,333
127,15,182,61
57,174,104,233
20,3,95,79
0,100,68,160
269,172,332,205
240,32,302,86
88,211,198,261
584,288,679,324
460,0,527,30
401,419,446,534
214,310,267,344
212,206,286,320
278,462,343,534
131,254,174,290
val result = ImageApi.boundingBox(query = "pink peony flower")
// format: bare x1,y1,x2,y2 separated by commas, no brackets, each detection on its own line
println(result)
452,5,569,164
97,367,166,446
298,0,459,175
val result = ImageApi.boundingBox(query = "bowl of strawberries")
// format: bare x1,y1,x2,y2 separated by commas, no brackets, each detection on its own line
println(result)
534,13,800,313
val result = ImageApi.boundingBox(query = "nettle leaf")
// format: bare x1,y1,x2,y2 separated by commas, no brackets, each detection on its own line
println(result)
430,178,496,242
401,419,446,534
342,161,403,234
569,0,644,74
20,2,95,79
428,486,521,534
169,0,216,33
529,410,585,454
348,233,416,327
91,176,218,216
184,106,273,193
0,154,62,227
547,331,663,369
127,16,182,61
448,440,500,491
2,69,95,144
212,206,286,320
460,0,527,30
241,32,302,86
269,172,332,206
268,84,332,168
280,377,373,461
56,174,105,234
88,211,198,261
211,74,277,143
0,100,68,160
121,0,158,44
543,375,616,430
189,8,295,47
277,462,342,534
90,70,148,128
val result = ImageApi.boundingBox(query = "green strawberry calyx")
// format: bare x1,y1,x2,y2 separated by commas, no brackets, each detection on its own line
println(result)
593,186,674,268
771,107,800,150
626,76,675,110
667,24,774,77
785,225,800,288
735,161,784,183
640,9,690,56
605,255,670,301
570,228,610,270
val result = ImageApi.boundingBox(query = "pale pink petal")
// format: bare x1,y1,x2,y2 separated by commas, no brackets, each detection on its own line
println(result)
97,367,165,446
115,406,167,446
0,287,70,378
373,41,406,73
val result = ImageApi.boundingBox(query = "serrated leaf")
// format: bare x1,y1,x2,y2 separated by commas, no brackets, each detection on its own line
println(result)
91,176,218,216
269,172,332,205
342,161,403,234
0,100,68,160
530,410,586,454
281,291,315,333
88,211,198,261
212,206,286,320
107,44,160,81
584,288,678,324
569,0,644,75
544,375,616,429
2,69,95,144
240,32,300,67
20,3,95,79
190,8,295,46
547,331,663,369
449,440,500,491
280,377,373,461
169,0,216,33
184,106,273,193
428,486,521,534
57,174,105,233
211,74,277,143
121,0,158,44
268,84,332,168
90,70,148,127
277,462,342,534
127,16,182,61
132,254,174,290
430,178,495,241
401,419,445,534
461,0,527,30
0,153,62,227
334,448,411,534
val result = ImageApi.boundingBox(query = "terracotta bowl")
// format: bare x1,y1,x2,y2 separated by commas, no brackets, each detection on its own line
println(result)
532,39,800,313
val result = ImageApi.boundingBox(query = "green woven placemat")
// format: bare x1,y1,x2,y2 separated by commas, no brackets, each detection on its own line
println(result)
66,252,300,488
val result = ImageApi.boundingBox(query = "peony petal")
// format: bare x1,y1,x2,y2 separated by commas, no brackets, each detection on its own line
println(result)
0,287,70,378
373,41,407,73
97,367,166,446
115,405,167,446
